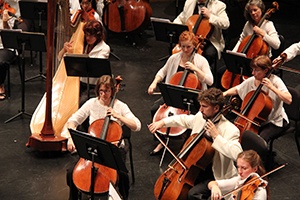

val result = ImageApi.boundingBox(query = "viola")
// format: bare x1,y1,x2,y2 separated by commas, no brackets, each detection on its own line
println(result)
73,76,123,194
232,54,286,140
103,0,152,33
221,2,279,90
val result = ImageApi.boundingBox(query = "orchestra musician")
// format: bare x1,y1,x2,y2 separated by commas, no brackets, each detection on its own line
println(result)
274,41,300,63
0,0,17,100
58,20,109,105
232,0,280,57
62,75,141,200
148,88,242,200
208,150,268,200
6,0,32,31
71,0,101,23
223,55,292,144
147,31,213,155
173,0,230,75
216,0,281,89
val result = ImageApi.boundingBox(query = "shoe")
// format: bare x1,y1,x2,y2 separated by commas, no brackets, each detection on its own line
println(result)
0,93,6,101
149,148,163,156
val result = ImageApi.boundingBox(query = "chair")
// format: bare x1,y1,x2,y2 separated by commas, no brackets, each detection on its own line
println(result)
241,130,268,167
121,125,135,184
269,86,300,157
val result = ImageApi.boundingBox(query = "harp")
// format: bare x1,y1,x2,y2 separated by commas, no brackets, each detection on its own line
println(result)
27,0,85,151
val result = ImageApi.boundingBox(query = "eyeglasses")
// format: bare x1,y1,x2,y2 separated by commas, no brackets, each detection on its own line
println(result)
99,89,111,94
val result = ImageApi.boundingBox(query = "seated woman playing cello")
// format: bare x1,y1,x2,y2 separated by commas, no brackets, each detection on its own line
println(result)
147,30,213,155
218,0,281,89
208,150,268,200
223,55,292,144
232,0,280,57
62,75,141,200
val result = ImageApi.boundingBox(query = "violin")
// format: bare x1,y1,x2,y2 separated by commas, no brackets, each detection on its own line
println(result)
73,76,123,194
0,2,23,22
222,163,286,200
71,8,96,28
221,2,279,90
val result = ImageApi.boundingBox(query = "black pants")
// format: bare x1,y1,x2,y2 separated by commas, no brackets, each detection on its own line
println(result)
202,41,218,81
259,119,289,143
187,164,214,200
0,50,16,85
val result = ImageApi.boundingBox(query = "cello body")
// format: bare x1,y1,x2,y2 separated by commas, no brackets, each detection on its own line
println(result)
103,0,152,33
153,109,224,200
221,36,269,90
153,104,188,137
73,119,122,193
234,90,272,137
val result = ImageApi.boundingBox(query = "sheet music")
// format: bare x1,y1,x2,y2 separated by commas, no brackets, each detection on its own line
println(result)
108,181,123,200
226,50,247,58
150,17,171,23
64,53,89,58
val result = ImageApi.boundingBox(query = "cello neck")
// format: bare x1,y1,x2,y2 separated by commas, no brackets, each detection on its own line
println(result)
100,76,123,139
192,0,209,34
178,46,198,86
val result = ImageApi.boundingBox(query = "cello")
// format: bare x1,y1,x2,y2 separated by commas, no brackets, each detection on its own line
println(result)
72,76,123,194
221,2,279,90
232,54,286,140
153,106,230,199
153,44,202,137
103,0,152,33
172,0,213,55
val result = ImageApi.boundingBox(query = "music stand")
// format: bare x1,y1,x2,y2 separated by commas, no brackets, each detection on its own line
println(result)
156,83,200,166
222,51,252,88
19,0,47,81
64,54,112,99
69,129,128,200
0,29,46,123
158,83,200,115
151,18,188,61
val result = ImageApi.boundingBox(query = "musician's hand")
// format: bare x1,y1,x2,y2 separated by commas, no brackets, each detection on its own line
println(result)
148,121,165,134
253,26,265,37
200,7,210,18
107,107,121,119
148,83,157,95
205,120,219,139
67,138,76,153
2,10,9,22
185,61,196,71
261,77,274,90
211,185,222,200
64,41,74,53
